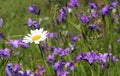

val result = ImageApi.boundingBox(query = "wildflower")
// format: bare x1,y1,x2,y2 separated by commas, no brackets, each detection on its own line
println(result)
0,48,10,58
7,39,19,50
53,61,63,71
76,52,85,61
35,66,45,76
5,63,12,76
85,51,98,64
57,7,67,23
91,10,98,18
110,0,119,9
0,33,5,39
47,54,54,64
68,0,78,7
65,62,74,71
89,2,98,9
117,36,120,42
28,18,40,29
88,23,97,31
23,28,48,44
71,35,78,42
112,55,119,62
19,40,29,48
77,14,90,25
0,18,3,27
98,53,108,63
101,5,110,15
28,4,36,14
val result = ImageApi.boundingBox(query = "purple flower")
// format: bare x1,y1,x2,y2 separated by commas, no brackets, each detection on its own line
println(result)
89,2,98,9
91,10,98,18
7,39,19,50
53,61,63,71
57,7,69,23
19,40,29,48
65,62,74,71
71,35,78,42
28,4,36,14
78,34,83,38
88,23,97,31
98,53,109,63
101,5,110,15
76,52,85,61
47,32,58,39
0,33,5,39
28,18,40,29
0,48,10,58
85,51,98,64
35,66,45,76
0,18,3,27
60,48,69,57
110,0,119,9
47,54,54,64
77,14,90,25
57,71,69,76
37,9,41,16
112,55,119,62
68,0,78,7
101,64,107,70
5,63,12,76
13,64,21,75
117,36,120,42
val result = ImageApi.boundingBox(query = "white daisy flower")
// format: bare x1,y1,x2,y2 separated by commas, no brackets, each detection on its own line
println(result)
23,28,48,44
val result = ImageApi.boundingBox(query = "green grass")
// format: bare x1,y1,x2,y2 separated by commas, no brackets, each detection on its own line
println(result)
0,0,120,76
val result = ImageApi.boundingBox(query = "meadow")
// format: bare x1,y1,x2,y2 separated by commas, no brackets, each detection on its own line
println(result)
0,0,120,76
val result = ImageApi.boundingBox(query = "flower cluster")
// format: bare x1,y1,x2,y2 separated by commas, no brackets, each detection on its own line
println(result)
5,63,45,76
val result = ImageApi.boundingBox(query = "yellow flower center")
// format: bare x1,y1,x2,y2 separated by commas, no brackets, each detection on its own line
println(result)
32,35,41,41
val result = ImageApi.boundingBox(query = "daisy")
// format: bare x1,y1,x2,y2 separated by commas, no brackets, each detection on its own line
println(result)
23,28,48,44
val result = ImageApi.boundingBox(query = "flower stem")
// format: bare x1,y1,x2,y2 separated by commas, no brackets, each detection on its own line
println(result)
38,44,44,59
